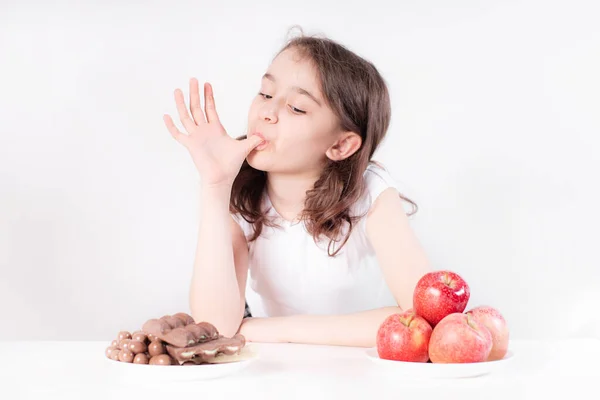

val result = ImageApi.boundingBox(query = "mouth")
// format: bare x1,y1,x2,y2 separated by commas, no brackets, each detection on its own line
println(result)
250,132,269,151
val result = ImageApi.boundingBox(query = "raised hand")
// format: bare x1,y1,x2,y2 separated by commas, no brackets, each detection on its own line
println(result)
163,78,264,188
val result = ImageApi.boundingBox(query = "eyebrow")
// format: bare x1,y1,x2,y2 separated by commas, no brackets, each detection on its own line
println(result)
262,73,322,107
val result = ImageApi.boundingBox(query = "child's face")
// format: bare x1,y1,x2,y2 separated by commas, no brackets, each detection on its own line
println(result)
246,48,341,176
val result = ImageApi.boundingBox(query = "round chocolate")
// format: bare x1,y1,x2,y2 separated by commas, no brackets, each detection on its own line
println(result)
105,346,118,359
147,333,158,342
118,339,131,350
118,349,135,363
148,341,165,357
110,350,120,361
132,332,148,344
111,339,119,348
117,331,132,341
149,354,173,365
128,340,147,354
133,353,149,364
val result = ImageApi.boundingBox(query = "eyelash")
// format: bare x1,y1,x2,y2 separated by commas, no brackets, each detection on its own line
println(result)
258,92,306,114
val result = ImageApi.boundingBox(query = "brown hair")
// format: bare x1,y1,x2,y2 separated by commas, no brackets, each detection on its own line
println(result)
230,30,417,256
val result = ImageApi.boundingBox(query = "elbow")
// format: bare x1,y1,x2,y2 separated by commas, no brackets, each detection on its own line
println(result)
192,314,242,338
219,321,243,339
189,308,243,339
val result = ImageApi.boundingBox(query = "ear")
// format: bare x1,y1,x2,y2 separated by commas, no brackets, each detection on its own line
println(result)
326,132,362,161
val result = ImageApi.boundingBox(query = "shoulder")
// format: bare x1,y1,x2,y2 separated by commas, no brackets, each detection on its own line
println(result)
360,162,416,234
350,162,408,237
363,162,400,200
364,165,417,250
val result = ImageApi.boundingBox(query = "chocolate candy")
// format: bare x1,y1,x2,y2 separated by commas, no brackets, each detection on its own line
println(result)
166,334,246,365
105,346,119,359
133,353,150,365
148,341,165,357
149,354,174,365
118,349,135,363
128,340,147,354
106,312,246,366
132,332,148,344
142,314,218,348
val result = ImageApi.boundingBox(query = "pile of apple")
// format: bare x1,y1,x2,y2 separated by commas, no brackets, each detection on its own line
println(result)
376,270,509,363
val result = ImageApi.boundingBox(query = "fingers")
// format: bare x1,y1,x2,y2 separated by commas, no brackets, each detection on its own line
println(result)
241,135,265,156
189,78,206,124
163,114,188,145
203,83,221,124
174,88,197,133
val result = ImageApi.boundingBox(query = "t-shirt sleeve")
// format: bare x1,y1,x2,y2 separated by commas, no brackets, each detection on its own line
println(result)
364,163,402,207
351,162,403,247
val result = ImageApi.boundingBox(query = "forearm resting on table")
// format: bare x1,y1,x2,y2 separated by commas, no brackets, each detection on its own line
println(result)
189,185,243,337
237,306,404,347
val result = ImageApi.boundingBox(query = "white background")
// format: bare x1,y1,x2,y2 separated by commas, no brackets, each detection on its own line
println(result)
1,0,598,341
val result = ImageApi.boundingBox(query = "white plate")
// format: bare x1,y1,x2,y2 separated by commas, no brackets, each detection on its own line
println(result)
105,345,258,383
365,348,515,379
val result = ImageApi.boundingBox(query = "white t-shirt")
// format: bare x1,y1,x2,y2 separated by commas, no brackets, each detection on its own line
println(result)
232,163,403,318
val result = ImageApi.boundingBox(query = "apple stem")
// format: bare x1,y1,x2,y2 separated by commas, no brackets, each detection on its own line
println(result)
442,273,453,287
398,314,414,327
466,314,478,330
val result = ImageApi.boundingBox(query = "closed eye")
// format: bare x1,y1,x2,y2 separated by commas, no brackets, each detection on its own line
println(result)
259,92,305,114
289,105,306,114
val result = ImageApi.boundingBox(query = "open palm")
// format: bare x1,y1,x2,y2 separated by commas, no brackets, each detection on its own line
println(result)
163,78,264,188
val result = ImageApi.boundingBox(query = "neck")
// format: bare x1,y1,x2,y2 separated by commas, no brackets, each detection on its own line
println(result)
266,170,321,222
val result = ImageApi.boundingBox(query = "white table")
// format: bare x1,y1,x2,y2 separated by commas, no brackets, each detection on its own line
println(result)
1,338,599,400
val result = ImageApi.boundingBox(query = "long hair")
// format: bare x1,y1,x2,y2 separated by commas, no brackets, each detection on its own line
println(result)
230,31,417,256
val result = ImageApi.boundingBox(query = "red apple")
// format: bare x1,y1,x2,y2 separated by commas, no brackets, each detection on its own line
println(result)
376,309,433,362
413,270,470,327
466,306,509,361
428,313,492,363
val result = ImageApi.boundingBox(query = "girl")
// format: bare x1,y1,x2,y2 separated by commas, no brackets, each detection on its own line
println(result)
163,32,432,348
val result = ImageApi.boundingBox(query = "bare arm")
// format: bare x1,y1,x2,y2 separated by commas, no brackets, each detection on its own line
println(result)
238,307,403,347
163,78,262,337
365,187,432,310
189,185,250,337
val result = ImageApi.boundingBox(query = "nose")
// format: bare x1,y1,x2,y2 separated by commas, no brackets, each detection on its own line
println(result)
259,104,278,124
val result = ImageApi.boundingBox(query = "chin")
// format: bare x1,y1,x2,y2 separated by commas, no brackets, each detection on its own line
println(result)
246,151,273,172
